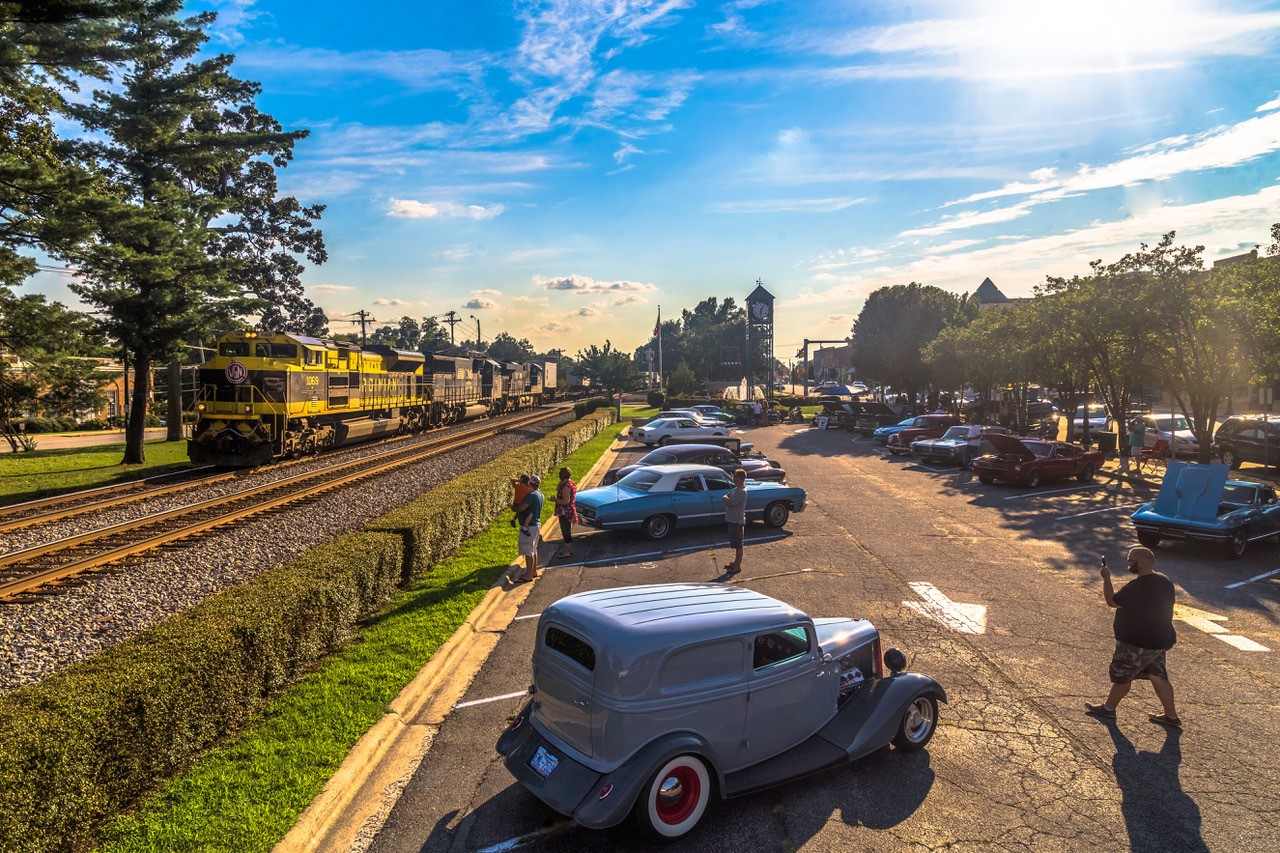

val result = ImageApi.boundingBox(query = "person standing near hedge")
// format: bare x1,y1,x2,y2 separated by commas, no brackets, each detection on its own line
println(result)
554,467,578,559
512,474,544,583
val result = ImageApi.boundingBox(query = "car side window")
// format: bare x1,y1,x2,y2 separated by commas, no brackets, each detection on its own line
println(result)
753,626,811,670
704,474,734,491
1264,488,1278,504
711,452,735,465
676,475,704,492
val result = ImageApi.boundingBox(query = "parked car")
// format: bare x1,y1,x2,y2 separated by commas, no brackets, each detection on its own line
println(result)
885,414,960,456
911,425,1010,467
854,402,903,436
1135,413,1200,457
656,409,718,425
688,405,736,424
1212,415,1280,469
575,464,806,540
873,416,921,444
1130,461,1280,559
496,583,945,839
603,443,786,485
632,417,732,446
972,434,1104,487
1072,403,1108,432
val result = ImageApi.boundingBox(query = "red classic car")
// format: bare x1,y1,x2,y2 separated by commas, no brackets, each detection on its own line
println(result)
885,414,961,456
973,434,1104,487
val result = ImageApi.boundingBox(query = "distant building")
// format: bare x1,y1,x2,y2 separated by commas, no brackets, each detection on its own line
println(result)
811,343,854,381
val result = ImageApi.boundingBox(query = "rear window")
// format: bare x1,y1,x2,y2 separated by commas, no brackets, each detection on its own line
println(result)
545,626,595,672
640,450,678,465
618,470,662,492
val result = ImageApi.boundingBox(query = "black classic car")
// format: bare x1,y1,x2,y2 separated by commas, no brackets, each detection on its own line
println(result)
603,443,785,484
1212,415,1280,469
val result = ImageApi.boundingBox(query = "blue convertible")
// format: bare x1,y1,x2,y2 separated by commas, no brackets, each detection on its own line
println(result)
576,464,807,540
1130,461,1280,559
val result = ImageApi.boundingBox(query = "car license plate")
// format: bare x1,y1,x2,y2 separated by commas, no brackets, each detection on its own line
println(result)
529,745,559,778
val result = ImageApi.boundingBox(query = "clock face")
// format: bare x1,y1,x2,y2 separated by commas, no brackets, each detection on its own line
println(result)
751,301,771,322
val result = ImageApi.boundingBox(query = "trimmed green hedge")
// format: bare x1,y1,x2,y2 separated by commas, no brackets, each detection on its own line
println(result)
0,408,616,853
573,396,611,417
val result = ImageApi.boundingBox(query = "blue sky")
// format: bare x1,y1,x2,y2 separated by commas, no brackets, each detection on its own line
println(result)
33,0,1280,358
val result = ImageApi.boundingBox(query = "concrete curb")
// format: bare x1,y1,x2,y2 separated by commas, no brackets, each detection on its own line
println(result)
274,427,626,853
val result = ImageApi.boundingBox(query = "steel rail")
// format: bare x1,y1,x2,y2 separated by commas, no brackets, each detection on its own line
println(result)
0,409,563,601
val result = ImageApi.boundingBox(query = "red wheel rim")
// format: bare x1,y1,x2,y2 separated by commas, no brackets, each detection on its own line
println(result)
655,765,700,825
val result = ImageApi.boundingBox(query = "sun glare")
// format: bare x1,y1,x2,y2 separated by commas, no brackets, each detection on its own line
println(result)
954,0,1216,79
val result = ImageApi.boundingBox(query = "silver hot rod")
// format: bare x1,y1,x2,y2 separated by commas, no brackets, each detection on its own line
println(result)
496,583,946,840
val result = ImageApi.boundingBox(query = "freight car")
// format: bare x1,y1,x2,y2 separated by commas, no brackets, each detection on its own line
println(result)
188,330,553,467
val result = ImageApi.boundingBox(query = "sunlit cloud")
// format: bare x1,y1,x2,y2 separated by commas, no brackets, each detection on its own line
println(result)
311,284,355,293
373,298,412,306
205,0,261,46
473,288,503,298
709,196,866,214
388,199,506,220
234,44,488,92
534,273,658,295
464,297,499,310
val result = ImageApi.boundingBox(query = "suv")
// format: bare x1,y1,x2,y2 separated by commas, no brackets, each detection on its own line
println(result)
1212,415,1280,468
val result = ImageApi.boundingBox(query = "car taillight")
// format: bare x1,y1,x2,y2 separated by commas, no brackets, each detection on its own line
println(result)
872,637,884,679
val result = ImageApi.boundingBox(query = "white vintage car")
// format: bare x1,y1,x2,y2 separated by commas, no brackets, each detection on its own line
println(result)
632,416,732,446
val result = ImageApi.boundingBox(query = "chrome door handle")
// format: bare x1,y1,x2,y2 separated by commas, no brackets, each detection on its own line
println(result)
573,699,590,708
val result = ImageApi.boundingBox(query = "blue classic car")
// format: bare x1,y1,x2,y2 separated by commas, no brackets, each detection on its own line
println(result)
576,464,806,540
1130,461,1280,559
872,416,919,444
497,583,945,840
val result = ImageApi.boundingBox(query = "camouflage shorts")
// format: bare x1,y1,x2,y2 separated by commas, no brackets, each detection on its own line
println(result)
1109,640,1169,684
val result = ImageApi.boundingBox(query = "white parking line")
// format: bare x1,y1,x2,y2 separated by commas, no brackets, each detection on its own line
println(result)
903,582,987,634
1174,603,1270,652
477,824,573,852
1225,567,1280,589
1217,635,1271,652
453,690,530,710
513,613,541,621
1002,483,1105,501
1056,503,1143,520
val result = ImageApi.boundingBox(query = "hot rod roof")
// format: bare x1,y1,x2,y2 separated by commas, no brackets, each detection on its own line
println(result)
544,583,806,648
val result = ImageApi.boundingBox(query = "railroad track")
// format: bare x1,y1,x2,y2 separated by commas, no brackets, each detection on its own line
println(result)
0,408,563,602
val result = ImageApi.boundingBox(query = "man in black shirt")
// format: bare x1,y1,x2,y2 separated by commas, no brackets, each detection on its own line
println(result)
1086,546,1182,727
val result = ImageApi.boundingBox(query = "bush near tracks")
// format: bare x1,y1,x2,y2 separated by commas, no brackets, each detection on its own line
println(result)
573,396,610,417
0,408,616,853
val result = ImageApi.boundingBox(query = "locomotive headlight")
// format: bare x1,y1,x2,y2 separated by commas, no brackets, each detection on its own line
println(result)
243,404,252,413
197,403,205,412
244,330,259,339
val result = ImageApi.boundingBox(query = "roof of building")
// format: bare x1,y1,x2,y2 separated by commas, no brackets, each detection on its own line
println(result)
974,277,1010,304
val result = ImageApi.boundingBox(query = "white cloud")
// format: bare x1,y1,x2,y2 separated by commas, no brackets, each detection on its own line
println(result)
206,0,261,46
900,200,1037,237
613,294,648,306
511,295,552,309
1257,94,1280,113
373,298,412,306
473,288,503,298
534,273,658,295
388,199,506,220
505,247,566,263
464,297,498,310
311,284,355,293
708,196,866,214
234,44,487,92
578,306,598,316
922,239,984,255
439,246,474,261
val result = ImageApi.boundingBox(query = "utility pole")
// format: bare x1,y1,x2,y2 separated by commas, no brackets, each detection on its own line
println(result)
353,309,373,346
442,311,461,347
470,314,481,350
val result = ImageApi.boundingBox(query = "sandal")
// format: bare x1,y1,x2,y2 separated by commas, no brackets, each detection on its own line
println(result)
1149,713,1182,728
1084,702,1116,719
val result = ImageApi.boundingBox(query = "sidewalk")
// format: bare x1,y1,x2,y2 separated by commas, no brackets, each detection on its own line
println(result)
4,427,172,451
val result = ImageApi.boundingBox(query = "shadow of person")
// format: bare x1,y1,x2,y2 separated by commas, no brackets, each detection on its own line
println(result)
1107,724,1207,853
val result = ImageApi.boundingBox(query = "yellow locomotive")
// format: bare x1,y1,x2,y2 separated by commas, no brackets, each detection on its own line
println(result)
188,330,552,466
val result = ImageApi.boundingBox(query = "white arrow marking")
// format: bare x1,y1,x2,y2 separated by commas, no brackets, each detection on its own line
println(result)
1056,503,1143,520
904,582,987,634
1174,603,1269,652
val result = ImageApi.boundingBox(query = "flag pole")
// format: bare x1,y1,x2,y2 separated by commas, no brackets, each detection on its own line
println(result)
657,305,664,392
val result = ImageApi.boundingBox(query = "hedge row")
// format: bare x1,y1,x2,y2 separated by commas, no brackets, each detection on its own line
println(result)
0,408,617,853
573,396,611,417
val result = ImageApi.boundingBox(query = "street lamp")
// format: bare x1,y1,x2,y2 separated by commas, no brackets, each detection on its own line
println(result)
469,314,480,350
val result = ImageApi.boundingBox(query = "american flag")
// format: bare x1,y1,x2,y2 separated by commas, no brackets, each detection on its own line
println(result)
654,309,660,339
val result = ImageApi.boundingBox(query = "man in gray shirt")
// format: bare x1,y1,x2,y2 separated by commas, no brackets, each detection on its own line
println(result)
722,468,748,574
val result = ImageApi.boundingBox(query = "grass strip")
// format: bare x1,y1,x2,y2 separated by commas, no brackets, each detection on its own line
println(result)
0,439,191,505
94,426,623,853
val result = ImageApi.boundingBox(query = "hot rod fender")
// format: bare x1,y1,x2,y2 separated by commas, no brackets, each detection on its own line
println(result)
842,673,947,762
571,732,720,830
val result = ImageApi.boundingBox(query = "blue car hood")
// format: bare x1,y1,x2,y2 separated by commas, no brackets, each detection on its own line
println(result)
1150,461,1229,521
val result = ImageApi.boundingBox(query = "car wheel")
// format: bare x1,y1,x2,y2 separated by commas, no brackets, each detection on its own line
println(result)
1136,531,1161,549
1076,463,1094,483
1221,448,1240,469
978,475,995,485
763,501,790,528
1025,469,1042,488
1227,529,1248,560
892,695,938,752
635,755,712,840
657,436,669,446
644,514,673,540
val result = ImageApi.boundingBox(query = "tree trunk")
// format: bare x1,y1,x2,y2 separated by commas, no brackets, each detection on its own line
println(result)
167,359,183,442
123,354,151,464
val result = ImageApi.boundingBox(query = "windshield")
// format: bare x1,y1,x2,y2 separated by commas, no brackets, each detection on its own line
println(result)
894,417,914,426
1024,441,1054,458
1075,405,1106,417
617,470,663,492
640,450,679,465
941,426,968,439
1221,483,1258,504
1151,415,1191,431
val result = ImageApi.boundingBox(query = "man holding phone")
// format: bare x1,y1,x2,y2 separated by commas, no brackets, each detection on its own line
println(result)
1085,547,1181,727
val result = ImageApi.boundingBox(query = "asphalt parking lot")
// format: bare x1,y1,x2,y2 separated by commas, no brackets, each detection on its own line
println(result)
368,424,1280,853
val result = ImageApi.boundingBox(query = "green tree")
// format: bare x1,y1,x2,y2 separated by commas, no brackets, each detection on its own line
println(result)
487,331,536,363
38,355,110,418
0,361,39,449
576,340,640,399
58,3,322,463
851,282,976,403
667,360,699,396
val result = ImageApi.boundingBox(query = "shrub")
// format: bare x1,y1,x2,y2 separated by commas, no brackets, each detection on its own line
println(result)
79,418,111,431
646,389,666,409
143,414,163,427
0,408,618,853
573,396,611,418
21,417,77,434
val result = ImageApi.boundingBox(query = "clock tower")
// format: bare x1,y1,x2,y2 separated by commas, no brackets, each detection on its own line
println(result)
745,280,775,405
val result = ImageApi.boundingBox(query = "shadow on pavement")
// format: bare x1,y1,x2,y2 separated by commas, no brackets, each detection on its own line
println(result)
1106,724,1207,853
